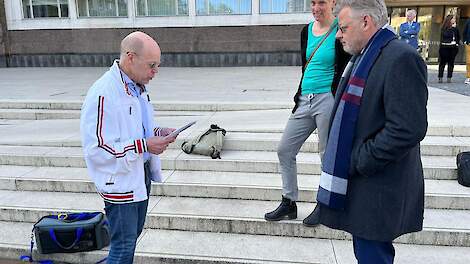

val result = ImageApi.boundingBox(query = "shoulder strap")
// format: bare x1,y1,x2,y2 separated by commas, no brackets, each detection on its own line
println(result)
183,127,212,153
304,23,337,71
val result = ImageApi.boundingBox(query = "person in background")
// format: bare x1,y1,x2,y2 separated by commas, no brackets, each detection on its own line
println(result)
264,0,350,226
315,0,428,263
80,31,176,264
463,18,470,85
399,9,420,50
438,14,461,83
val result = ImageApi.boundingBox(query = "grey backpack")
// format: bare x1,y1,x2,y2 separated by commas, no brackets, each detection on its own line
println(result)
181,124,226,159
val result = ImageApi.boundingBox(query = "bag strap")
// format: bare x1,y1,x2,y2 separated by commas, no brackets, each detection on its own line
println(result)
49,227,83,250
183,127,213,154
20,226,53,264
210,130,225,159
303,23,337,71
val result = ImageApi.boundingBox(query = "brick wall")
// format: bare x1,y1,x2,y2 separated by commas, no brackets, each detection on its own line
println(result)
6,25,304,67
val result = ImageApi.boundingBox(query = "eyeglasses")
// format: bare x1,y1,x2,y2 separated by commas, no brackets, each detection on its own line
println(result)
147,62,158,70
338,24,350,33
338,16,368,34
127,51,159,70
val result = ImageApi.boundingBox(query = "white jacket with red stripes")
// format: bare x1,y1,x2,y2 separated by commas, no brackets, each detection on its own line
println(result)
80,60,163,204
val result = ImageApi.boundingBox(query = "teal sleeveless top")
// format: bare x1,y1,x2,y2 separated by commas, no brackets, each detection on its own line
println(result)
301,19,338,95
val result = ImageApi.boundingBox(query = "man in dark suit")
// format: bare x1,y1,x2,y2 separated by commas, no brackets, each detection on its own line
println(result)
310,0,428,263
399,9,420,50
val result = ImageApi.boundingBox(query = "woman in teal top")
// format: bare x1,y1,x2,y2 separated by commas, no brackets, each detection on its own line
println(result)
265,0,350,226
302,19,337,94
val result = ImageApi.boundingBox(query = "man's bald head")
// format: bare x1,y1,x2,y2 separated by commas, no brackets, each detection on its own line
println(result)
119,31,161,85
120,31,160,60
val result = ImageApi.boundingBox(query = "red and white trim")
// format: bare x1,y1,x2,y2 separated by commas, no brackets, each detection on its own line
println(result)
134,138,148,154
96,96,135,158
100,191,134,203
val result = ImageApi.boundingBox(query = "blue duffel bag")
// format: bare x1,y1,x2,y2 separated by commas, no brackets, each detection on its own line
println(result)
33,212,110,254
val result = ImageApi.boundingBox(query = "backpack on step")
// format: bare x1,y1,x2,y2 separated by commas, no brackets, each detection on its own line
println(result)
181,124,226,159
457,152,470,187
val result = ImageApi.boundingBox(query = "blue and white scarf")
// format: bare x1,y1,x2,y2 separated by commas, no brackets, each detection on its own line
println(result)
316,27,396,210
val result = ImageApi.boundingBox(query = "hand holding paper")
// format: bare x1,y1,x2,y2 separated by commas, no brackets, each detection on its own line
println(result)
146,136,174,155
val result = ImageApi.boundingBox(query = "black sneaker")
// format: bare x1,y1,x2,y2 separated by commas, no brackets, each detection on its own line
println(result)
264,196,297,221
303,205,321,227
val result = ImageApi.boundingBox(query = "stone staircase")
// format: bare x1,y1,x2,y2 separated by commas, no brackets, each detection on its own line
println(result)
0,102,470,263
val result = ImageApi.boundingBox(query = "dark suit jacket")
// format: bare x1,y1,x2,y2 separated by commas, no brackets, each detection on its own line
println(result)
318,38,428,242
463,20,470,44
292,24,351,113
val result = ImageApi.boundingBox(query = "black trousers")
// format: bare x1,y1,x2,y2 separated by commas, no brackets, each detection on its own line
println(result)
438,46,459,78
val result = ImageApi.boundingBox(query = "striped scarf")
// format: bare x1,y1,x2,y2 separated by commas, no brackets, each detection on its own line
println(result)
316,27,396,210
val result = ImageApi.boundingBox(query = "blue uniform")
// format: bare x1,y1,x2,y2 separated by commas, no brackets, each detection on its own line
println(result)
399,21,420,49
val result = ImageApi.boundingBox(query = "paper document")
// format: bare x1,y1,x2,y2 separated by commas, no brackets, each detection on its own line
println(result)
165,121,197,138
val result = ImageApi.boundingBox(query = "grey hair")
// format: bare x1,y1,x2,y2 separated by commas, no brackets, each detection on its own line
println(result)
334,0,389,28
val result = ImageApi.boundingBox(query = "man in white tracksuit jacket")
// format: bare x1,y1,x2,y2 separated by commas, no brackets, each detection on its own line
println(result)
80,31,175,264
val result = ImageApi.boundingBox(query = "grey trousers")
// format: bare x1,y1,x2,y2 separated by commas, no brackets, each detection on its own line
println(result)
278,92,334,201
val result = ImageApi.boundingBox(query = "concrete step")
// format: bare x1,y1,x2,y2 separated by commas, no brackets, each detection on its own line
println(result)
1,108,470,137
2,129,470,157
1,190,469,247
0,100,293,111
0,108,211,120
0,109,79,120
1,165,469,209
214,132,470,156
0,146,458,179
2,221,470,264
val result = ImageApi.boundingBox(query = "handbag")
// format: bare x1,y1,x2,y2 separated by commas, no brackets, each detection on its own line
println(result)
181,124,226,159
457,152,470,187
32,212,110,254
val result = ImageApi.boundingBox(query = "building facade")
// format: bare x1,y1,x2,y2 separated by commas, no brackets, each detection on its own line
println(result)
0,0,469,67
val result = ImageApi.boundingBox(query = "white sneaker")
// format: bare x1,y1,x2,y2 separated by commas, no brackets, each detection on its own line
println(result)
465,78,470,85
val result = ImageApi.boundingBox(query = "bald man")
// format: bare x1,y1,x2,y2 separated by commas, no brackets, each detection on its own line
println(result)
80,31,176,263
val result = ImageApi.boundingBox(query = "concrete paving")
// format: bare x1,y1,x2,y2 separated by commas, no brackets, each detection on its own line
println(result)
1,66,470,131
1,190,469,247
0,65,467,101
428,65,470,96
0,164,468,210
0,145,458,180
1,65,470,263
3,220,470,264
0,67,298,102
1,120,470,155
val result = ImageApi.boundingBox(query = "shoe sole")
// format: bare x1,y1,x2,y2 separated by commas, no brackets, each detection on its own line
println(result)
264,214,297,222
302,222,320,228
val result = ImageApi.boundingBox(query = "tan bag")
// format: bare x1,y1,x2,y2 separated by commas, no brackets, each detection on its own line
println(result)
181,124,226,159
